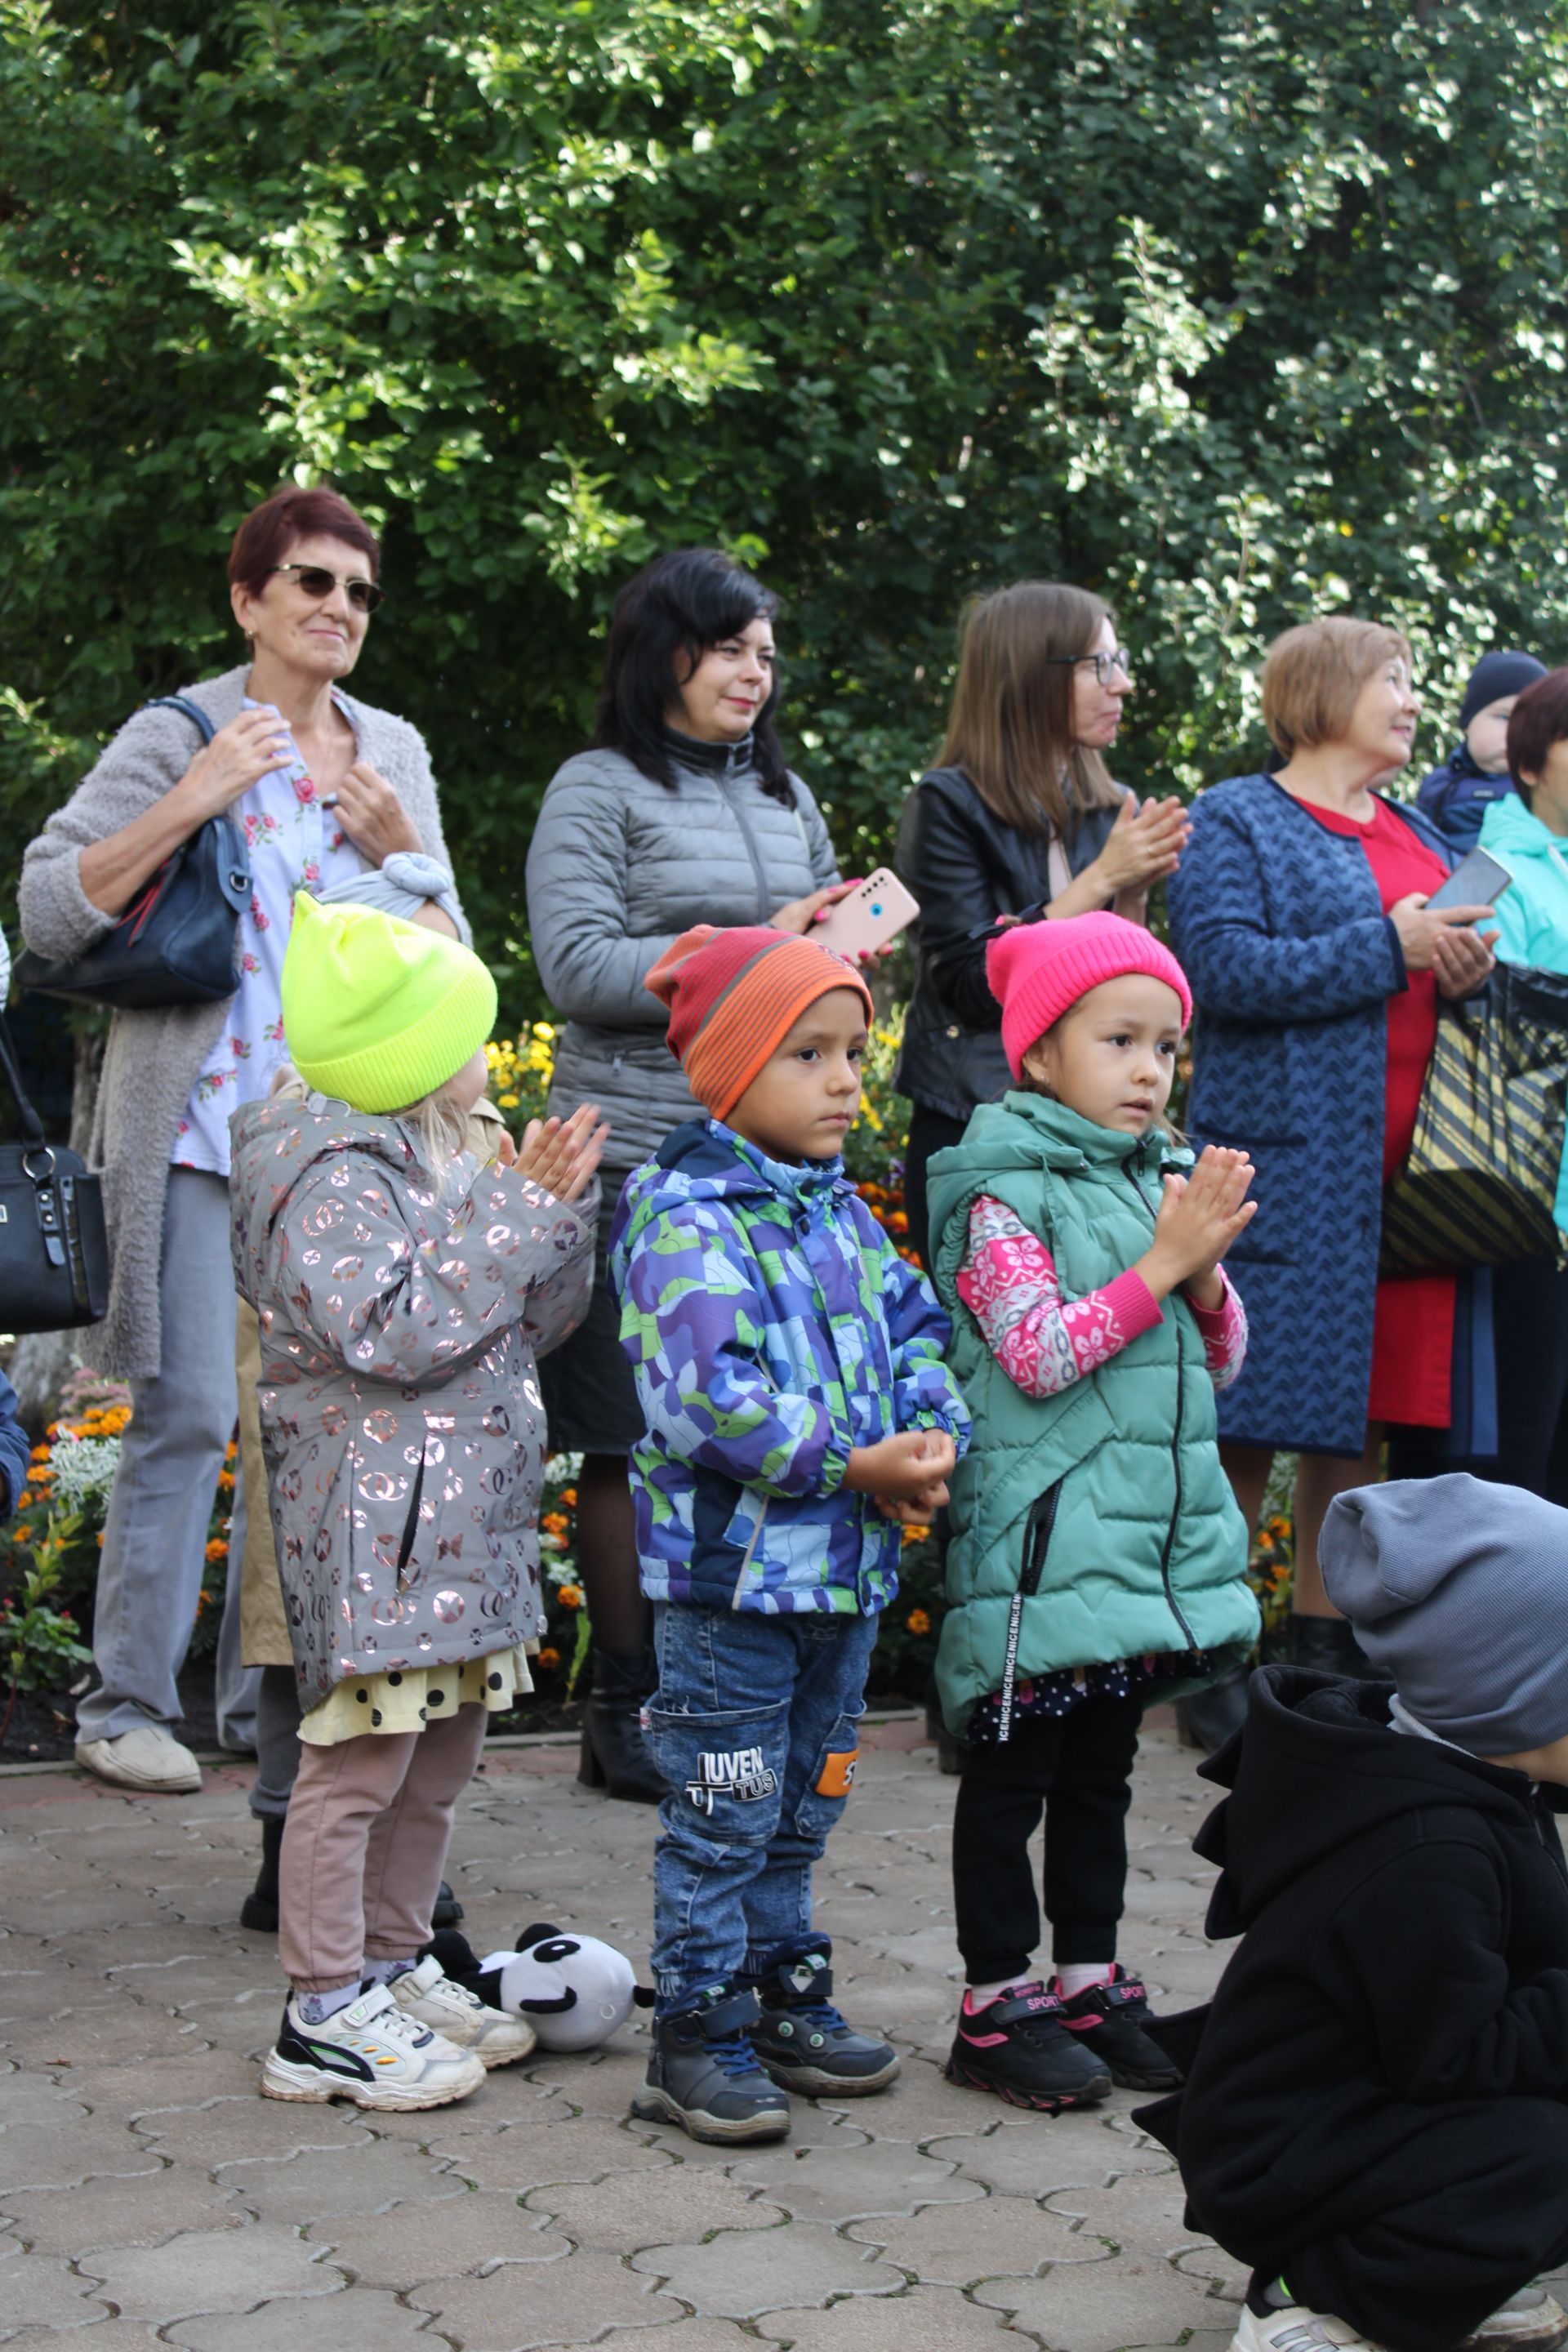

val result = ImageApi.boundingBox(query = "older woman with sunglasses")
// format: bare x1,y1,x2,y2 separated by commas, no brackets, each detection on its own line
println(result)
19,484,467,1797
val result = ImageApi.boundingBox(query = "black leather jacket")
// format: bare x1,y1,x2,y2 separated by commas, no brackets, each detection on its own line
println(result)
893,765,1125,1120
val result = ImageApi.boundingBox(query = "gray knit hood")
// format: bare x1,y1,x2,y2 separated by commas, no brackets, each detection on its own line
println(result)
1320,1474,1568,1757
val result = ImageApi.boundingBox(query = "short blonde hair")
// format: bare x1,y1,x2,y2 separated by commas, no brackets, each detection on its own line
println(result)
1261,617,1414,759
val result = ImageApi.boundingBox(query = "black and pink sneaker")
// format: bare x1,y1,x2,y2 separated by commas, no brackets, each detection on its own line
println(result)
1053,1964,1182,2091
943,1982,1112,2112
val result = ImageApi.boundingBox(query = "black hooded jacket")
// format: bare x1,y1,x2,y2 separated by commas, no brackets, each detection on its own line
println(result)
1138,1665,1568,2271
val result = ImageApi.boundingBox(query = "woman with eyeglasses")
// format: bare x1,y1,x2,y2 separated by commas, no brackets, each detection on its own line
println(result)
19,483,468,1801
894,581,1190,1266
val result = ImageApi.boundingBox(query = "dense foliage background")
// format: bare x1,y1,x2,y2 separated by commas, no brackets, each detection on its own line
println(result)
5,0,1568,994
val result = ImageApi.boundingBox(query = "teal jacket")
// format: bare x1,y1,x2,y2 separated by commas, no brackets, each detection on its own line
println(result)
1480,791,1568,1233
926,1093,1259,1736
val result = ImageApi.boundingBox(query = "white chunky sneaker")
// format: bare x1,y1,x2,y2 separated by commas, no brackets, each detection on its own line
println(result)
387,1954,537,2068
261,1984,485,2110
75,1725,203,1793
1229,2309,1386,2350
1458,2288,1568,2350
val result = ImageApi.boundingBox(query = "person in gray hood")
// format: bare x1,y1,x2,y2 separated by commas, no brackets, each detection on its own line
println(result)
525,547,858,1802
230,893,604,2111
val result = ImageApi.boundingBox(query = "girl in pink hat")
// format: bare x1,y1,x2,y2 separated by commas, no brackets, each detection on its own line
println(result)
923,912,1263,2114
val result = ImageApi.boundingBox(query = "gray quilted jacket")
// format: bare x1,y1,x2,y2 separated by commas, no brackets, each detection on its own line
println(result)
17,666,466,1379
524,737,839,1175
229,1093,595,1711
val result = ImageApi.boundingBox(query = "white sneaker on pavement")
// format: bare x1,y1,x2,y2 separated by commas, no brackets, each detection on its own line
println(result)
261,1983,485,2110
388,1954,537,2068
1230,2309,1385,2350
1458,2288,1568,2350
1232,2287,1568,2352
74,1724,203,1793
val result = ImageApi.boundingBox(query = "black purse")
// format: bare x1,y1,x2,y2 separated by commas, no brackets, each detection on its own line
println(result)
16,697,252,1010
0,1009,109,1332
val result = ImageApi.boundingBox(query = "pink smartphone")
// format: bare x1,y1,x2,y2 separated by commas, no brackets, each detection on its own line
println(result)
812,868,920,961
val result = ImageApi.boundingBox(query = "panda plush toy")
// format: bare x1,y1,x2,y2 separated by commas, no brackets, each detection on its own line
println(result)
425,1924,653,2052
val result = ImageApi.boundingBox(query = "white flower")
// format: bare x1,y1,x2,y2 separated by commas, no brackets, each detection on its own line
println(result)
544,1451,583,1491
46,1435,122,1517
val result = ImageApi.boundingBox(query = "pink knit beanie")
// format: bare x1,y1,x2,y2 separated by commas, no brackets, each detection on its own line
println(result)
987,913,1194,1080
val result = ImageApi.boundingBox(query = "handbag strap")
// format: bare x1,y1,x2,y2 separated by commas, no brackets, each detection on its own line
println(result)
0,1005,50,1152
143,694,216,746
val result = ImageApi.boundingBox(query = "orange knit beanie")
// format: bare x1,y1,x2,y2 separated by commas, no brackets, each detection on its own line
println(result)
644,924,875,1120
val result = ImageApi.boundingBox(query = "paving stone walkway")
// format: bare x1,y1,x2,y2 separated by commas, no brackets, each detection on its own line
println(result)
0,1711,1250,2352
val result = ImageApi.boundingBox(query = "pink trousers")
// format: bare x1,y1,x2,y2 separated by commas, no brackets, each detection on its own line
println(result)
278,1703,488,1993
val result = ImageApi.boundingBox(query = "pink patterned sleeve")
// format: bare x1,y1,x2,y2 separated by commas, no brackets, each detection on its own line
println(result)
1187,1272,1249,1390
955,1196,1163,1399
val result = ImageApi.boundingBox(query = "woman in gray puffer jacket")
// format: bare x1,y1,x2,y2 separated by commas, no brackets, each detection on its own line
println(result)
524,548,854,1801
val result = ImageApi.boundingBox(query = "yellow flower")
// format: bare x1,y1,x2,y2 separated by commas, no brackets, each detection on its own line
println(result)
557,1584,583,1610
497,1093,519,1110
906,1607,931,1635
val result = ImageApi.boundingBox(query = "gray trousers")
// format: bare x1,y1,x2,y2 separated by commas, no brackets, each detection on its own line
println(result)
78,1168,262,1748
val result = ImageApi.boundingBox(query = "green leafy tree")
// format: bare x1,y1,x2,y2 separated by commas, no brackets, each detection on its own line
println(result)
5,0,1568,1006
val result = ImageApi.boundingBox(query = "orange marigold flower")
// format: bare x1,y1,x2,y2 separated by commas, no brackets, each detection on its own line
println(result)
217,1470,235,1492
902,1522,929,1545
29,1443,50,1463
557,1584,583,1610
906,1607,932,1636
560,1488,577,1508
96,1531,105,1548
540,1512,570,1536
225,1439,238,1461
13,1525,31,1543
205,1539,228,1563
537,1646,561,1672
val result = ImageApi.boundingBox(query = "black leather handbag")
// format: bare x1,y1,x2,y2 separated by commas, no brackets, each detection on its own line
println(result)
16,697,252,1010
0,1009,109,1332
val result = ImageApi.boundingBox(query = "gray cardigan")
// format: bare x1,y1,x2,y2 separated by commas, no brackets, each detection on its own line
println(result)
17,665,467,1380
525,737,839,1176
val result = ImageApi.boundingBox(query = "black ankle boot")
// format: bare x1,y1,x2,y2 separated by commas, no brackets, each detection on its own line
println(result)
579,1646,665,1804
1289,1614,1375,1679
240,1815,284,1931
1176,1666,1252,1753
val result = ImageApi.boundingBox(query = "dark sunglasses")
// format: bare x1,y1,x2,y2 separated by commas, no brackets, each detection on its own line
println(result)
270,563,384,614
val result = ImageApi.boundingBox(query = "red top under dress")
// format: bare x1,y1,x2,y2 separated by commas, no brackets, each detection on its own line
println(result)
1300,795,1454,1428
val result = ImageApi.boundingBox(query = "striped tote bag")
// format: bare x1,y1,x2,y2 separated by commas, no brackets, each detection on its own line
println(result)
1379,963,1568,1276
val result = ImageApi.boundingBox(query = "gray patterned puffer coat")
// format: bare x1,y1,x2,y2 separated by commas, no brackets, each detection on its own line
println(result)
229,1094,595,1709
524,736,839,1178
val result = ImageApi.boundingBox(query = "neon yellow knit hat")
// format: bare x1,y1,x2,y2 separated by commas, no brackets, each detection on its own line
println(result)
281,893,497,1114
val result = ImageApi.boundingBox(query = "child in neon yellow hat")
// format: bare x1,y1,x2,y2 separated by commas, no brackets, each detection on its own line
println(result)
230,893,606,2112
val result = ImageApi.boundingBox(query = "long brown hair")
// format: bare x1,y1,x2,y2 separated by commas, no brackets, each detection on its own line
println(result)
938,581,1124,837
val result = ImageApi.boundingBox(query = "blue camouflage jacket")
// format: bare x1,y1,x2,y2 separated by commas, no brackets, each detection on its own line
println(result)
610,1118,970,1615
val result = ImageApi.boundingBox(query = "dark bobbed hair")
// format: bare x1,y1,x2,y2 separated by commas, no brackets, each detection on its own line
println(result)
1507,668,1568,799
590,548,793,801
228,486,381,597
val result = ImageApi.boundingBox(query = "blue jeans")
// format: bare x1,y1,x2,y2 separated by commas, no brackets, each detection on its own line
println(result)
646,1601,880,2012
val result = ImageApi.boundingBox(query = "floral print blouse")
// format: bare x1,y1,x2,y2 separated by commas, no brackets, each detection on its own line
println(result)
172,691,366,1178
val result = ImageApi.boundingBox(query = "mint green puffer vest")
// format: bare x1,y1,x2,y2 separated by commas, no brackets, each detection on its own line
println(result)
927,1093,1258,1736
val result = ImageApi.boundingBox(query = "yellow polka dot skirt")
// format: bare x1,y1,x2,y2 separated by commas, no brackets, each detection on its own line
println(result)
299,1644,532,1747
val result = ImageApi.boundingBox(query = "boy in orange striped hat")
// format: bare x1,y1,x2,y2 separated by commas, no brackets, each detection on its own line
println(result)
609,924,971,2144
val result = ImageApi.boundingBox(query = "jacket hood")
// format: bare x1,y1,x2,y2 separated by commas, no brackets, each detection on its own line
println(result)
1196,1664,1539,1936
612,1116,854,1258
1480,788,1553,859
938,1089,1189,1178
229,1094,451,1293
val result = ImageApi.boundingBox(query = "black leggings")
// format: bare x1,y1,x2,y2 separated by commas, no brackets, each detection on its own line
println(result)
951,1693,1143,1984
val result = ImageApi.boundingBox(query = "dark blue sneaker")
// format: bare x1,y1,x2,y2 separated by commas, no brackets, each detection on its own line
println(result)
630,1984,791,2145
750,1947,900,2096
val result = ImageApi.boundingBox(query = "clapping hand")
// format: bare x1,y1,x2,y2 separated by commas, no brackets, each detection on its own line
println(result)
515,1102,609,1205
1138,1146,1256,1308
